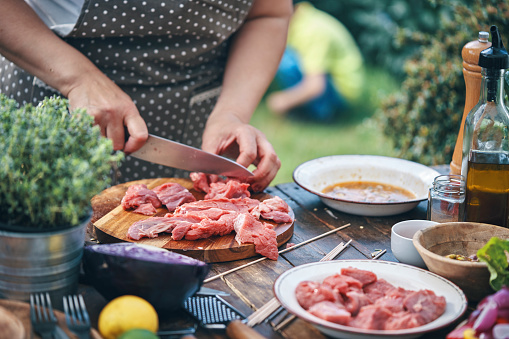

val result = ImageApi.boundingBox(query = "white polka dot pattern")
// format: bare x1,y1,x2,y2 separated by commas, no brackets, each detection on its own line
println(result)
0,0,254,183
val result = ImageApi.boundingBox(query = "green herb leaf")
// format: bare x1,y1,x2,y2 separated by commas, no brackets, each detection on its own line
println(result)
0,95,124,229
477,237,509,292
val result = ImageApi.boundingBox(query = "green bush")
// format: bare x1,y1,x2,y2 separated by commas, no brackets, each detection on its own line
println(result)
311,0,450,77
0,95,124,230
379,0,509,165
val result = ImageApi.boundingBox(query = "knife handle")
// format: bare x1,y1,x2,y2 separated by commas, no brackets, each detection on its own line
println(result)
226,320,267,339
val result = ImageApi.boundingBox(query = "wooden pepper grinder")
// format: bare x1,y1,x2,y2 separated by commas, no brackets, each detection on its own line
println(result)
450,31,491,174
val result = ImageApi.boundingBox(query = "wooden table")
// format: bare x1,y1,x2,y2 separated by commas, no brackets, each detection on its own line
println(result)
81,170,469,338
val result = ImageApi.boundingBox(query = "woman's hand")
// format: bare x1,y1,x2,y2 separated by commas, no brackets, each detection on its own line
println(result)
200,0,291,191
202,112,281,192
66,71,148,154
0,0,148,154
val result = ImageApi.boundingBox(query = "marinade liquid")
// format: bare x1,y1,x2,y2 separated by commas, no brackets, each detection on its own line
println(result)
465,155,509,227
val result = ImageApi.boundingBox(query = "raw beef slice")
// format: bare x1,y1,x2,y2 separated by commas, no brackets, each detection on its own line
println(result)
308,301,351,325
205,180,251,200
295,281,336,310
133,203,157,216
121,184,162,210
152,182,196,212
251,196,293,223
234,213,279,260
190,172,226,193
127,215,202,240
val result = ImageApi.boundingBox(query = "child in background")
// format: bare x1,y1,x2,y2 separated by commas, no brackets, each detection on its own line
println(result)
267,1,364,122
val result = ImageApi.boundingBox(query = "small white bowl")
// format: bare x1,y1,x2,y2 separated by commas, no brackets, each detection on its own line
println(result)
293,155,440,216
391,220,438,268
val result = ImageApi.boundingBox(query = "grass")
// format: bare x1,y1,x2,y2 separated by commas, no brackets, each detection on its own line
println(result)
251,65,402,185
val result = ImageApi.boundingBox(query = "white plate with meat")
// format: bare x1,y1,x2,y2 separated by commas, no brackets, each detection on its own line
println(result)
273,260,467,339
293,155,440,216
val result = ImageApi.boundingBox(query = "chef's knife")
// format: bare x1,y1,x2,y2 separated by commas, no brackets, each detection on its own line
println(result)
129,134,253,178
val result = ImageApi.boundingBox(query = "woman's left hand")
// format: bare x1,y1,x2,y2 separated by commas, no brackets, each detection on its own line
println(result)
201,113,281,192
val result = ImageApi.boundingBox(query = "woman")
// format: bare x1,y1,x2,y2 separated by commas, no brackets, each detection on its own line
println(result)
0,0,292,191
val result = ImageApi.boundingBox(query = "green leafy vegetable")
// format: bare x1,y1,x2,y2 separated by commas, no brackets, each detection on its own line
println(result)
0,94,124,230
477,237,509,292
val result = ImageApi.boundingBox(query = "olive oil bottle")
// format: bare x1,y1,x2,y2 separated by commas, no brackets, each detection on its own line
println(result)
461,26,509,227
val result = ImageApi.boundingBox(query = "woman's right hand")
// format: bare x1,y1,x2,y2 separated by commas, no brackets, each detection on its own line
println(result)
0,0,148,154
66,71,148,154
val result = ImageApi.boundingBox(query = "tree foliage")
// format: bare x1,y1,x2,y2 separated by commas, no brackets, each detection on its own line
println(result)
379,0,509,165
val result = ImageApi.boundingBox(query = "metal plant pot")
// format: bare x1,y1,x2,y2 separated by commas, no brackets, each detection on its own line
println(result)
0,214,89,310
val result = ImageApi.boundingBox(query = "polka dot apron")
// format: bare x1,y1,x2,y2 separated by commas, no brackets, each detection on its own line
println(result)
0,0,253,183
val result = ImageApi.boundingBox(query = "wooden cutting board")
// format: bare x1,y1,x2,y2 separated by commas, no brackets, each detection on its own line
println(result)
92,178,294,263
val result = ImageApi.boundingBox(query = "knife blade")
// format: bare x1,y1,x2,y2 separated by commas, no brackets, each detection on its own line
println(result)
129,134,253,178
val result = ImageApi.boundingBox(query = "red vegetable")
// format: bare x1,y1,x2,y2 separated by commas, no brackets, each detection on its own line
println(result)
473,300,498,332
448,286,509,339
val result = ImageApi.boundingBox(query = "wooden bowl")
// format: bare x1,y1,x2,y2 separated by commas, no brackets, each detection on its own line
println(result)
413,222,509,302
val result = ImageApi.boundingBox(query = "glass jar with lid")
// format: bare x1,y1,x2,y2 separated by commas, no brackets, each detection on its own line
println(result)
427,175,466,222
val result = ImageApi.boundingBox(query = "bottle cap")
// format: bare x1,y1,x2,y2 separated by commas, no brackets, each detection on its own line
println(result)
479,25,509,69
478,31,489,43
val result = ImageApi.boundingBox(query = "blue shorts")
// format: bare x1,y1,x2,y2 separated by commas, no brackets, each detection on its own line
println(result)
273,48,348,121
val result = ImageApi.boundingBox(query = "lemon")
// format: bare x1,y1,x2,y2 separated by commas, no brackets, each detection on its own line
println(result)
98,295,159,339
118,329,159,339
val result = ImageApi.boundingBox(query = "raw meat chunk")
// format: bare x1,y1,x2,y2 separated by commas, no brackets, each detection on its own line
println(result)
174,197,252,215
152,182,196,212
403,289,446,323
308,301,351,325
127,215,202,240
251,196,293,223
344,290,372,316
363,279,396,302
190,172,225,193
234,213,278,260
348,305,392,330
205,180,251,199
373,287,409,313
133,203,157,216
385,312,426,330
341,267,377,287
323,273,363,294
121,184,162,210
185,212,238,240
295,281,336,310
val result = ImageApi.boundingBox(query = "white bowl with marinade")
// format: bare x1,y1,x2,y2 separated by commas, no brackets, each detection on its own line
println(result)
293,155,440,216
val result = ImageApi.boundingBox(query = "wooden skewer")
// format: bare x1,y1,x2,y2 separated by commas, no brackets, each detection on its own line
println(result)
372,249,387,260
247,239,353,328
204,223,351,283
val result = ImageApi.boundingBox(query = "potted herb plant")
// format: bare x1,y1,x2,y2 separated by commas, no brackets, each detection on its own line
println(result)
0,94,123,304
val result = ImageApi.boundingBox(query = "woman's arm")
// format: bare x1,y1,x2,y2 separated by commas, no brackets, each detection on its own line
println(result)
202,0,292,191
0,0,147,153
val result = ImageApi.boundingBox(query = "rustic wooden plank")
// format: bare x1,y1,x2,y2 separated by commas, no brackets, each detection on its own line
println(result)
276,183,428,263
265,186,358,265
276,183,388,256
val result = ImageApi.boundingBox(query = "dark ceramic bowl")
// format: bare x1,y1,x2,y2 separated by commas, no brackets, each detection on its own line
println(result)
82,243,210,313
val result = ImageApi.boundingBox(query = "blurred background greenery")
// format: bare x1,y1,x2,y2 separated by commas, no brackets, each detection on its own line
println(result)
253,0,509,185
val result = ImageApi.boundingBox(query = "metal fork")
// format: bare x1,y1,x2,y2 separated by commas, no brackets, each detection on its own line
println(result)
63,295,91,339
30,293,58,339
